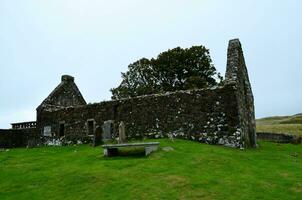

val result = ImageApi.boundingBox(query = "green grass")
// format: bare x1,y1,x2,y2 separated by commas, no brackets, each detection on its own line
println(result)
1,139,302,200
257,114,302,136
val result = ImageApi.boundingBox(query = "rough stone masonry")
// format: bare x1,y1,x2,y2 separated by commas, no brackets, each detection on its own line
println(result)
0,39,257,148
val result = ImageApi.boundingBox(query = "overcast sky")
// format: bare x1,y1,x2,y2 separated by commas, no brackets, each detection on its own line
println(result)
0,0,302,128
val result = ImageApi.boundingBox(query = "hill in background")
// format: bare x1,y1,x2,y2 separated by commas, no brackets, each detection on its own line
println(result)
256,113,302,136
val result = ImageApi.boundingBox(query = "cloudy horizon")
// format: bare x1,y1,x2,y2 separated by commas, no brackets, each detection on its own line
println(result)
1,0,302,128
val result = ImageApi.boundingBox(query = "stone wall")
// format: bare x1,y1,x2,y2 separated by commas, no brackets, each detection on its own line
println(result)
225,39,256,147
0,128,39,148
37,83,245,147
257,132,302,144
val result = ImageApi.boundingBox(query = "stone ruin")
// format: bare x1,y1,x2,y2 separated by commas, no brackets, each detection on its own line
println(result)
0,39,257,148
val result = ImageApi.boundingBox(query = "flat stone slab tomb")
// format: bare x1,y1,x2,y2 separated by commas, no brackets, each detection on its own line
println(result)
102,142,160,157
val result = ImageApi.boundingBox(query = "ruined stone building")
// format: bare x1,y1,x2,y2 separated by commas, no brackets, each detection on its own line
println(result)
0,39,257,148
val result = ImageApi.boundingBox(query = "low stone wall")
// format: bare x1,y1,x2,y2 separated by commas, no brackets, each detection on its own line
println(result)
257,132,302,144
0,128,39,148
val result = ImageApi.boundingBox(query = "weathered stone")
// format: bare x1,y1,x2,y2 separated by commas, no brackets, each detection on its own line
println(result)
102,142,159,156
92,126,102,147
102,120,114,141
36,75,86,112
162,146,174,151
225,39,256,148
0,128,39,148
118,121,127,144
257,132,302,144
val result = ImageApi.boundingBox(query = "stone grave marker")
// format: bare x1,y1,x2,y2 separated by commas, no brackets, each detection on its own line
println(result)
118,121,127,144
102,120,114,141
92,125,102,146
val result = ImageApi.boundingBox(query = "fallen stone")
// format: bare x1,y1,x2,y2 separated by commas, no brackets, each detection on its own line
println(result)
162,146,174,151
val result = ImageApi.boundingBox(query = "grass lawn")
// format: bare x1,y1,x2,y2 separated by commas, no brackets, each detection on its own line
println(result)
1,139,302,200
257,115,302,136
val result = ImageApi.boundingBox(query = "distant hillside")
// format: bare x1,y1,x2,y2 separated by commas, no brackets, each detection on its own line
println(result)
256,114,302,136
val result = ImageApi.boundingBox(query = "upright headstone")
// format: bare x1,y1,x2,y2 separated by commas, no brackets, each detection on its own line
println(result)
118,121,127,144
92,126,102,147
102,120,114,141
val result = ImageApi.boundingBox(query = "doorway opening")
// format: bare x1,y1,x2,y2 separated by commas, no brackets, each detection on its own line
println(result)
87,120,95,136
59,123,65,137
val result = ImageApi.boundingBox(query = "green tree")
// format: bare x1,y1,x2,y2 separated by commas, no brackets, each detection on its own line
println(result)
111,45,222,99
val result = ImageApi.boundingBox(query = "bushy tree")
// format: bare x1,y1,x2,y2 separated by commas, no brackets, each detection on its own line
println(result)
111,45,222,99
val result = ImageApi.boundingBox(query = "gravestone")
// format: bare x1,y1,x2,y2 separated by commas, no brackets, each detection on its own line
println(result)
92,126,102,146
118,121,127,144
102,120,114,141
43,126,52,137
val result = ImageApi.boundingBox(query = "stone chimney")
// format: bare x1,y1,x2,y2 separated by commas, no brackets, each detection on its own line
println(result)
61,75,74,82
